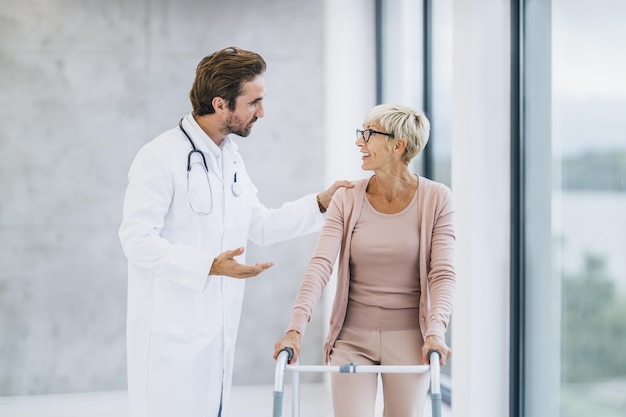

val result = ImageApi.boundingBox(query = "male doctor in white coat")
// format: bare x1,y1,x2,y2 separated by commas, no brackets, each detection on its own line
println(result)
119,47,352,417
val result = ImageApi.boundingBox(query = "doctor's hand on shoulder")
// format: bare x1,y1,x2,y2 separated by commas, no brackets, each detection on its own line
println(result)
316,180,354,212
210,247,274,279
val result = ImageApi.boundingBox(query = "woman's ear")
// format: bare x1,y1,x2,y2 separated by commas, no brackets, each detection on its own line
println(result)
394,138,407,153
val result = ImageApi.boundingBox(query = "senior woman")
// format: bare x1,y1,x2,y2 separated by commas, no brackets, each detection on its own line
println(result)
273,104,455,417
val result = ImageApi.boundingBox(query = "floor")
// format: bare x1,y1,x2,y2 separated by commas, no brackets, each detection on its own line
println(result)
0,383,450,417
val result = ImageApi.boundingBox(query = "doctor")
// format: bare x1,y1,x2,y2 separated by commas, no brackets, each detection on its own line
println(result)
118,46,352,417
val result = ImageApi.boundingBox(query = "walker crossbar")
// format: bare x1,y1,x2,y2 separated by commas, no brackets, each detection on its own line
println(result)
273,349,442,417
287,364,431,374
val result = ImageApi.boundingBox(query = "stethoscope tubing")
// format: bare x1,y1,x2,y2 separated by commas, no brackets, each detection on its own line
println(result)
179,118,209,172
179,117,241,199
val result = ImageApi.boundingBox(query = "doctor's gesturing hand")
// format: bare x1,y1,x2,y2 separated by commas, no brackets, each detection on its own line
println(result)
209,179,355,280
209,246,274,278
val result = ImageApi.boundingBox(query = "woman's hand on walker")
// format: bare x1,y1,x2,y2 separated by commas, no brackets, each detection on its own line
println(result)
273,329,302,364
422,335,451,366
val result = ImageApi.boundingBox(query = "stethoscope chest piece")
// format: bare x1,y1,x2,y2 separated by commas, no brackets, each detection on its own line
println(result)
231,182,242,196
231,171,242,196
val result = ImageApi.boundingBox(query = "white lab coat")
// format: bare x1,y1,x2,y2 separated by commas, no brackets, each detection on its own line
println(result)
119,114,325,417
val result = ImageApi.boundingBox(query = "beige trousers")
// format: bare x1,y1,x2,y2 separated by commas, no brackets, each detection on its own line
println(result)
329,326,430,417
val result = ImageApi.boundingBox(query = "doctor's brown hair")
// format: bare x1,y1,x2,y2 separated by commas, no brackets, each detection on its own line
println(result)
189,47,267,116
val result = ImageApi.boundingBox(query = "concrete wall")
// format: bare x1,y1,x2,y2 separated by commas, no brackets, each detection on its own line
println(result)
0,0,331,395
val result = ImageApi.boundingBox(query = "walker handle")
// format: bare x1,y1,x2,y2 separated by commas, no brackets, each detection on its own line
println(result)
427,349,441,364
282,347,294,362
427,350,442,417
273,348,295,417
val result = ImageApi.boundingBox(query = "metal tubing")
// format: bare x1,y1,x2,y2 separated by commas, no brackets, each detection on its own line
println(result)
429,351,441,396
429,350,442,417
286,364,430,374
272,392,284,417
274,350,442,416
292,357,300,417
272,349,291,417
431,394,442,417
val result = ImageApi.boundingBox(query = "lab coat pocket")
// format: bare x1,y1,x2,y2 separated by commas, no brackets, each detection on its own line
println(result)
187,161,212,214
152,278,202,335
228,174,253,230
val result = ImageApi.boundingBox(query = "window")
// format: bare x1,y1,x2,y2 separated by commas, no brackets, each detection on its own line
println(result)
377,0,426,173
522,1,626,416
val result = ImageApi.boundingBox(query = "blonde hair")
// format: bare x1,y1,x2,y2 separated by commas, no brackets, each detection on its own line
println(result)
363,104,430,164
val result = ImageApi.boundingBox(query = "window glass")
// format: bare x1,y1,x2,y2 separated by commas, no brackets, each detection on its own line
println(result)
378,0,451,184
524,1,626,416
378,0,426,174
430,0,452,187
554,1,626,415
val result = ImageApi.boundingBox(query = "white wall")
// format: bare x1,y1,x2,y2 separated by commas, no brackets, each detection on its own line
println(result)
450,1,511,417
0,0,333,394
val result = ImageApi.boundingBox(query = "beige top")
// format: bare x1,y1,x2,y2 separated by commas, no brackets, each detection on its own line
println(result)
287,176,456,364
344,188,421,330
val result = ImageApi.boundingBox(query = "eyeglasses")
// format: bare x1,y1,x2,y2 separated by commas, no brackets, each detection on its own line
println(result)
356,128,395,143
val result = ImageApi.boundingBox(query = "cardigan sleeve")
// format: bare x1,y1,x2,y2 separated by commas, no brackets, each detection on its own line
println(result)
286,188,347,335
424,184,456,339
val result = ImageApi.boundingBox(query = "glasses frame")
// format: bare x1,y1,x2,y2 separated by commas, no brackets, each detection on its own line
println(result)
356,128,395,143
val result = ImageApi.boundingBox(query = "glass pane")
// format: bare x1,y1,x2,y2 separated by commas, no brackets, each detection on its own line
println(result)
378,0,426,175
524,1,626,416
430,0,453,188
554,1,626,416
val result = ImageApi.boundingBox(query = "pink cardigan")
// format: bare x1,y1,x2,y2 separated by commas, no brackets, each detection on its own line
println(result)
287,176,456,364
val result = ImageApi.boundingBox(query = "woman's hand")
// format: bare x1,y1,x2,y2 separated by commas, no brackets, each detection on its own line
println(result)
422,335,451,366
273,330,302,364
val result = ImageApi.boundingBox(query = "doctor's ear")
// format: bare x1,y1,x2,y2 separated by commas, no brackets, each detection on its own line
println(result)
212,97,228,112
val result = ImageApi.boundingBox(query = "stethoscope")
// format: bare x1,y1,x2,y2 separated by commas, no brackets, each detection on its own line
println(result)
179,118,242,199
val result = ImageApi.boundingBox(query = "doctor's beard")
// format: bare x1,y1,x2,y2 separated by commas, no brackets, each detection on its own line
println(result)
226,113,257,137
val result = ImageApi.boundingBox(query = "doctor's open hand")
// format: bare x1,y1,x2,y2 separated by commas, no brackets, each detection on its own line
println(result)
209,247,274,279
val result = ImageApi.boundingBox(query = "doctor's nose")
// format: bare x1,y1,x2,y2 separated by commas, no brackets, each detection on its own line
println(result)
256,102,265,118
